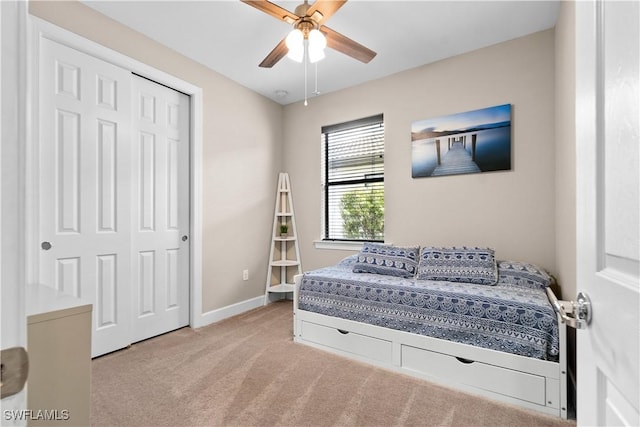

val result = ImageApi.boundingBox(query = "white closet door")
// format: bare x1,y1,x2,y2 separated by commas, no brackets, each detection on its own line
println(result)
131,75,190,342
39,39,191,357
39,37,133,357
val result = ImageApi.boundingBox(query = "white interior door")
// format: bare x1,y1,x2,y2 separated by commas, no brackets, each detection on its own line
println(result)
131,75,190,342
39,37,133,357
576,1,640,425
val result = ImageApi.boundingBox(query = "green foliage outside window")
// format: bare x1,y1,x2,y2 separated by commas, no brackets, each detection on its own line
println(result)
340,188,384,240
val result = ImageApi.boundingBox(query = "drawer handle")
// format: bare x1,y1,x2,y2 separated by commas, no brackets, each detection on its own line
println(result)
455,357,475,364
337,329,349,335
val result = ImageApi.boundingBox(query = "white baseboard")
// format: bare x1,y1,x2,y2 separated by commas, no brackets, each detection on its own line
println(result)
192,295,264,328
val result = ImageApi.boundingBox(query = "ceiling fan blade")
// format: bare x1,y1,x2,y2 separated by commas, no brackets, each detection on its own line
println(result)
321,26,377,64
305,0,347,25
241,0,298,24
259,37,288,68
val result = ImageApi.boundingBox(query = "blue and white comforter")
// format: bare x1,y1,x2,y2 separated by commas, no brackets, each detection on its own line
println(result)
299,256,559,361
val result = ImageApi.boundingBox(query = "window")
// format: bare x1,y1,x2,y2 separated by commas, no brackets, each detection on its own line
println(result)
322,114,384,241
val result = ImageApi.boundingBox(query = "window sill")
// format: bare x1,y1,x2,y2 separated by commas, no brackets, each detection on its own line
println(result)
313,240,365,251
312,240,390,251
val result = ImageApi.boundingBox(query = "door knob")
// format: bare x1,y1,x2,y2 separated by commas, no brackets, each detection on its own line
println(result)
0,347,29,399
41,241,52,250
181,235,188,242
573,292,593,327
550,291,592,329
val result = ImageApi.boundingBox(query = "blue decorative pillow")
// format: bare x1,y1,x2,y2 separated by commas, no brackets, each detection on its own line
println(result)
416,246,498,285
353,243,419,278
497,260,552,289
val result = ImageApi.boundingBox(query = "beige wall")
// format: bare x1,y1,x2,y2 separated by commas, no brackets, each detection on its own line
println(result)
284,30,560,281
554,0,577,300
29,1,576,310
29,1,284,312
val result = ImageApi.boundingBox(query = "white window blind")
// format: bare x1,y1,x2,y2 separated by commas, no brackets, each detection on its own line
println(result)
322,114,384,241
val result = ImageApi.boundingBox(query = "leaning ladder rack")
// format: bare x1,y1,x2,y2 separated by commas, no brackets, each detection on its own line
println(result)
265,172,302,304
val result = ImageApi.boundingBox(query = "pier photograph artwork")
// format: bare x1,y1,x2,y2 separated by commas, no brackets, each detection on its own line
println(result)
411,104,512,178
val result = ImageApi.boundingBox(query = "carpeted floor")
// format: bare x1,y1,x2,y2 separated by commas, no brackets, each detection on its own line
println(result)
91,300,576,427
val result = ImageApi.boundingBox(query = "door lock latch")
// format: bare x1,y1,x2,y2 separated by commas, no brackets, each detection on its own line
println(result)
0,347,29,399
548,289,593,329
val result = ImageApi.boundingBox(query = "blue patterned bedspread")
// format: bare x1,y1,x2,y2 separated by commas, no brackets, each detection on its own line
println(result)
299,256,559,361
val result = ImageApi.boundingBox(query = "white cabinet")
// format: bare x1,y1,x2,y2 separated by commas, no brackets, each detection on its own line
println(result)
265,173,302,303
27,284,92,426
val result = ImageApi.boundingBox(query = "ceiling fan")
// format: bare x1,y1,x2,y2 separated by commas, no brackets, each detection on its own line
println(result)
241,0,377,68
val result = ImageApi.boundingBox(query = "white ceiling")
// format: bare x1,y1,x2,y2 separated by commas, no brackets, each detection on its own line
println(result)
82,1,560,105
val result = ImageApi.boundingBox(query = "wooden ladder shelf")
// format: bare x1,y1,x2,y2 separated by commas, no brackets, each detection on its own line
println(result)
265,172,302,304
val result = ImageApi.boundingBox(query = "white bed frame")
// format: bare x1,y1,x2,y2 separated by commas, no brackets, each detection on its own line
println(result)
293,275,568,419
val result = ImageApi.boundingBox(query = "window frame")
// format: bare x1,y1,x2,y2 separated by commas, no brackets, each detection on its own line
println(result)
321,114,384,243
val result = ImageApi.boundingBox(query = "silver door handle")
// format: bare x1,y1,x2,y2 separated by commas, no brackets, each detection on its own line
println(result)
1,347,29,399
547,288,592,329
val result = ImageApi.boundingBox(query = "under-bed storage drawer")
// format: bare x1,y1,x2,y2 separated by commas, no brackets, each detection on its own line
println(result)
301,321,393,364
401,345,546,406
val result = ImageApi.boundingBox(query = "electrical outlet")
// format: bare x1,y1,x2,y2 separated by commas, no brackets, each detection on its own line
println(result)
242,269,249,281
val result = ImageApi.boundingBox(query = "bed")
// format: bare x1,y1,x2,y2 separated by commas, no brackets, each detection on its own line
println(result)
293,245,568,419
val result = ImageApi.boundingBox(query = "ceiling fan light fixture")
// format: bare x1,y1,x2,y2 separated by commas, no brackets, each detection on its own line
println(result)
243,0,377,70
308,29,326,63
285,29,304,62
308,48,325,64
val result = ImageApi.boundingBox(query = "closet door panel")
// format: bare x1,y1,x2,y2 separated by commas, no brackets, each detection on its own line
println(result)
131,75,190,343
39,37,132,357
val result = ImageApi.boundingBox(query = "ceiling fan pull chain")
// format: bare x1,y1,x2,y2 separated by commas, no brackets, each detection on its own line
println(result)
314,62,320,97
304,44,308,106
